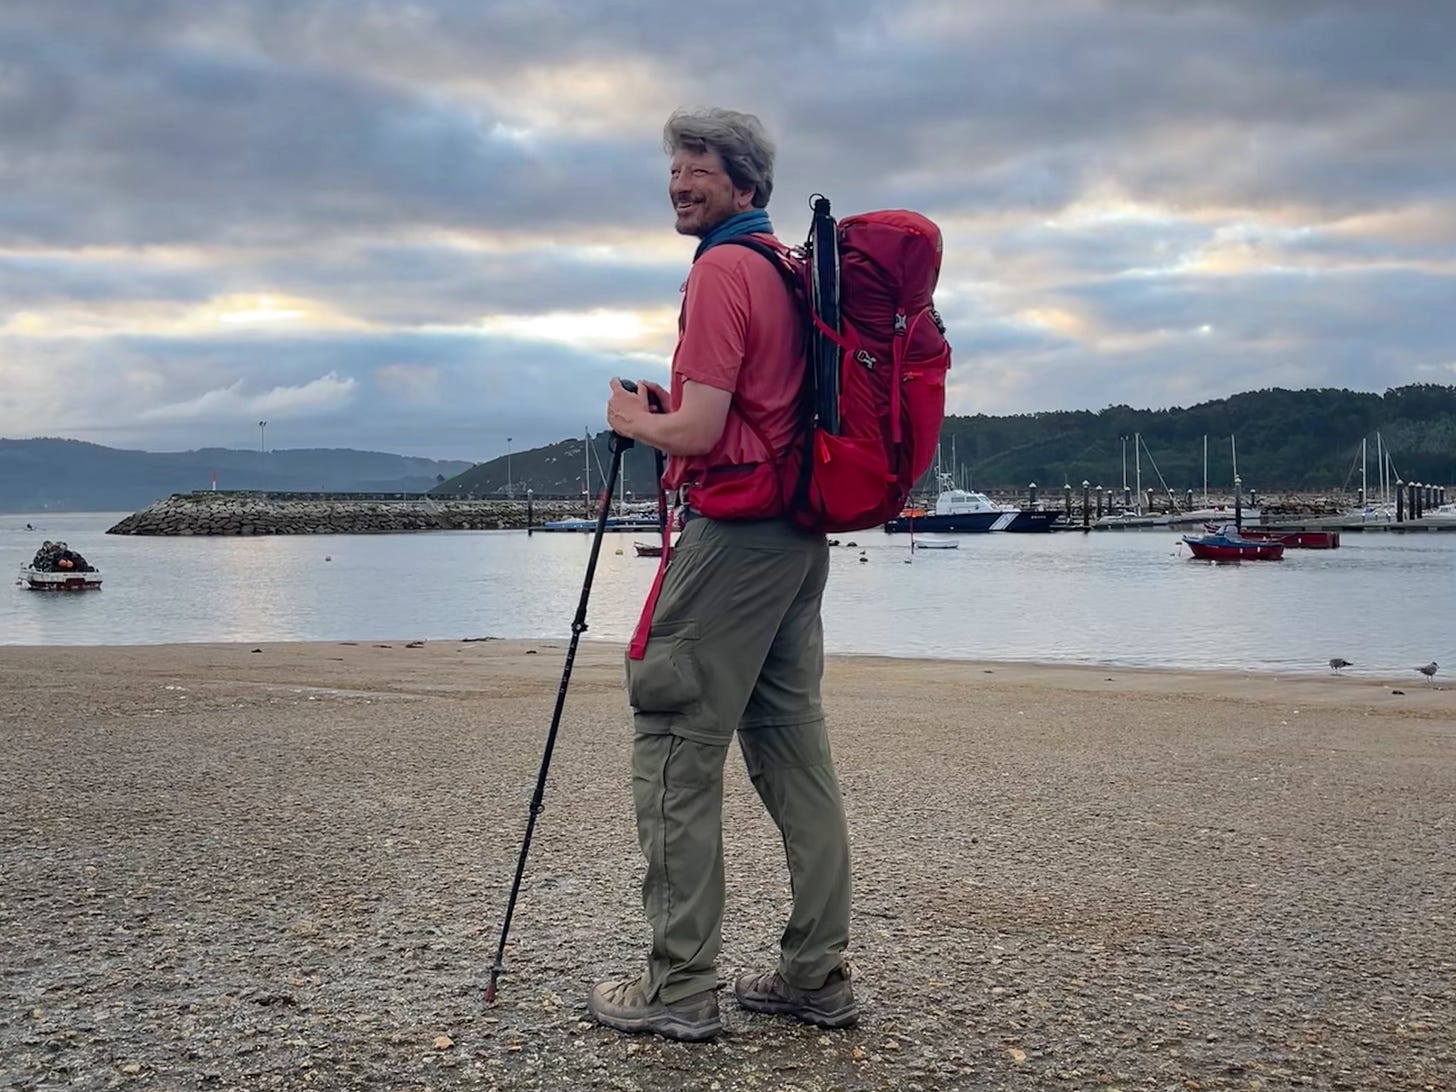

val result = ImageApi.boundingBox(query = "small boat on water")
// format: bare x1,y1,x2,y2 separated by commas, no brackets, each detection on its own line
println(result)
19,541,103,590
1229,526,1340,549
885,475,1060,534
542,513,662,533
635,541,665,557
1182,525,1284,561
1165,505,1261,528
911,538,959,550
1095,510,1170,528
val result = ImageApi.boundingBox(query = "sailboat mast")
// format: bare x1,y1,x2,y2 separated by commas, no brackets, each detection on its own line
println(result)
1134,432,1142,512
1121,436,1128,492
1202,434,1208,506
1377,432,1385,504
1361,437,1368,503
1231,434,1239,481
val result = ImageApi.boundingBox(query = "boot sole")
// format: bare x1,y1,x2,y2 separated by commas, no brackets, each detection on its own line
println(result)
736,995,860,1029
587,1002,721,1042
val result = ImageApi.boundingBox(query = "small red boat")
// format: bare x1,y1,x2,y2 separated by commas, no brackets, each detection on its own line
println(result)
1183,525,1284,561
1226,527,1340,549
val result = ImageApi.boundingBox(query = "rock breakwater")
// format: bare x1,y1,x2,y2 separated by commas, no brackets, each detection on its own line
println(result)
106,491,588,535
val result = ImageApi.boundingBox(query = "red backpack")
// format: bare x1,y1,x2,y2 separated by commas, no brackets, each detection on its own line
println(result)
688,197,950,532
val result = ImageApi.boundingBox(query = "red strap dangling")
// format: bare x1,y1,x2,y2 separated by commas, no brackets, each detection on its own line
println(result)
628,505,675,661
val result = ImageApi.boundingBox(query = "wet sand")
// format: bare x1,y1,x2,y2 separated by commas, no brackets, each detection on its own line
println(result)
1,640,1452,1090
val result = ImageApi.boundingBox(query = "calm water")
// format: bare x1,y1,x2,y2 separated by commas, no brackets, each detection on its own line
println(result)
3,512,1452,675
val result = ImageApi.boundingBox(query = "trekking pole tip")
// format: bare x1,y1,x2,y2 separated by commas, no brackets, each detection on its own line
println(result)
484,959,506,1005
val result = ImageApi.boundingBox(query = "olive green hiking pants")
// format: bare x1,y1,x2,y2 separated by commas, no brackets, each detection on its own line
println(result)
625,516,852,1004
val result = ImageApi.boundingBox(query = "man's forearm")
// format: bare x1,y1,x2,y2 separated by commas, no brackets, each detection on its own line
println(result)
631,409,718,457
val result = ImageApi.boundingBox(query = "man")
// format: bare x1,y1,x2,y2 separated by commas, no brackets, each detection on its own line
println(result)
589,108,856,1043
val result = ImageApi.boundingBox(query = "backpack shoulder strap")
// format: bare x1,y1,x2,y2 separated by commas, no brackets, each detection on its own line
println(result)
702,237,809,470
714,237,802,299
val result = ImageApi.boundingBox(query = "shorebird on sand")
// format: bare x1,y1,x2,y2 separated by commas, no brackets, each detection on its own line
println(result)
1328,657,1352,674
1414,661,1438,685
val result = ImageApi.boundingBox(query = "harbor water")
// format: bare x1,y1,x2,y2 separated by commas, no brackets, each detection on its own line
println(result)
4,512,1452,676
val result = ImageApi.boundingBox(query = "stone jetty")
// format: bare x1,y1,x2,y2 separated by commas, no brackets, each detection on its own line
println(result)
106,491,589,535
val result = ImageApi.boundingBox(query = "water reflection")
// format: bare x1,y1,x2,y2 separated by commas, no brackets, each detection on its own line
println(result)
3,512,1451,674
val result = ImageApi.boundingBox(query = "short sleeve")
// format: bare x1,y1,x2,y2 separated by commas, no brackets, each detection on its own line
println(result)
673,250,752,393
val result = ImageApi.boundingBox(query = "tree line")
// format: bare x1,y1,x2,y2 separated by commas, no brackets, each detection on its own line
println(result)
432,383,1456,499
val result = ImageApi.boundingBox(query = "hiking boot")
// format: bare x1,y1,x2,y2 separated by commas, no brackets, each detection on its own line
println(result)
734,965,859,1028
587,977,721,1042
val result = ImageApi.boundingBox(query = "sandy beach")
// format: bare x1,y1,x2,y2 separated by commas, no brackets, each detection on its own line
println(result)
1,640,1451,1091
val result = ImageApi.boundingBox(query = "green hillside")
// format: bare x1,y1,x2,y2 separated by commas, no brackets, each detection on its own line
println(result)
430,432,665,505
432,384,1456,499
942,384,1456,495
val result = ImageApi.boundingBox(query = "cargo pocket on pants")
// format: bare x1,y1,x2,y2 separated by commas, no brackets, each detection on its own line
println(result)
626,620,702,729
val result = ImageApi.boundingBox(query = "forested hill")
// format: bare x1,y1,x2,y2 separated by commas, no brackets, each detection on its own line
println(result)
0,439,472,512
941,383,1456,494
432,384,1456,499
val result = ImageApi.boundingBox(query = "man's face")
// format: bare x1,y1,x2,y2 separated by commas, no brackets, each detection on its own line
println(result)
669,148,754,237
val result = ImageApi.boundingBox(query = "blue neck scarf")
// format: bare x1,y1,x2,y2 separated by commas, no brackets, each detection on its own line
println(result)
694,208,774,261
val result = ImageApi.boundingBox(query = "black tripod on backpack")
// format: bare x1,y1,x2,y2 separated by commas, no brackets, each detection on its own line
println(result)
484,380,665,1004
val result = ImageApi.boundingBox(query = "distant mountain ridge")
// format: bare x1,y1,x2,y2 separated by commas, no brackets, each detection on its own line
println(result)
10,383,1454,513
0,438,473,513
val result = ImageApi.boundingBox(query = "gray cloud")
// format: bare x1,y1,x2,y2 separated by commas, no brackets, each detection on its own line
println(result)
0,21,661,248
0,327,639,459
2,0,1453,456
0,244,685,323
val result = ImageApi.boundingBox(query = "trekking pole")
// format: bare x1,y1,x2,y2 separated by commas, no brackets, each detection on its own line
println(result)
485,380,658,1005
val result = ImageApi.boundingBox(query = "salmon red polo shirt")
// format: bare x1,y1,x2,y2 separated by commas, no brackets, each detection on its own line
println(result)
662,234,802,491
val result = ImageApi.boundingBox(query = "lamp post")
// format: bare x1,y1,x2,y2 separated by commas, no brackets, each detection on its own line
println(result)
506,436,513,499
258,420,267,456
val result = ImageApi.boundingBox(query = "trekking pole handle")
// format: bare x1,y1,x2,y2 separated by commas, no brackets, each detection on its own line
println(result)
617,378,665,412
611,379,664,453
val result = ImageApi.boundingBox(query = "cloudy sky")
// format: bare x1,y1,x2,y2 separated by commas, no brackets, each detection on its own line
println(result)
2,1,1453,461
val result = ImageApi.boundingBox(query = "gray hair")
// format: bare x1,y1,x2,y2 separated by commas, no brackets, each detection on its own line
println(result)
663,107,775,209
